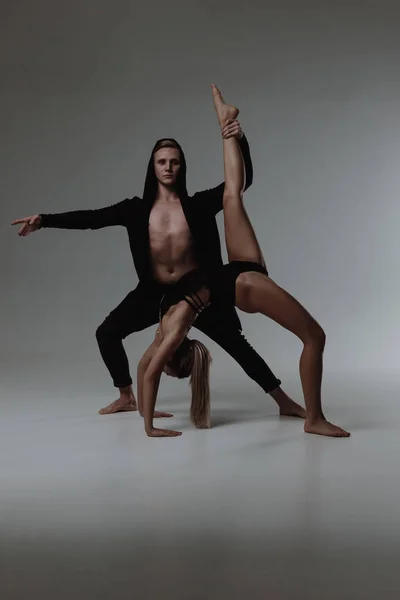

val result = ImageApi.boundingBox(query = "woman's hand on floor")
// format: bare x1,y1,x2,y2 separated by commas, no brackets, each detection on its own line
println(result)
153,411,174,418
146,428,182,438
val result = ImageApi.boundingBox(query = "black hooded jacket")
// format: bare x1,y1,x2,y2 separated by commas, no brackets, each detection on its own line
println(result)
40,135,253,285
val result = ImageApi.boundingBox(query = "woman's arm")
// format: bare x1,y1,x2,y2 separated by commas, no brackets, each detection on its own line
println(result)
137,342,157,416
143,330,186,438
137,341,175,421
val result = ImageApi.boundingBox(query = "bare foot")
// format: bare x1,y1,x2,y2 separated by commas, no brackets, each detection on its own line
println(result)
304,419,351,438
99,396,138,415
279,399,307,419
269,387,306,419
211,84,239,128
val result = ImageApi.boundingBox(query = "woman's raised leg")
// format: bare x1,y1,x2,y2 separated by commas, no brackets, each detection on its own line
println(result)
211,84,349,438
211,84,265,266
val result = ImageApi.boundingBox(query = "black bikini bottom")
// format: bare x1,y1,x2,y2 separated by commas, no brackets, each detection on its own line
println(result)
159,268,210,320
159,261,268,320
213,261,268,306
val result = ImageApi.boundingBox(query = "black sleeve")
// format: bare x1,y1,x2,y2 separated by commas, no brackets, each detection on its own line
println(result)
39,198,132,230
239,134,253,190
193,134,254,216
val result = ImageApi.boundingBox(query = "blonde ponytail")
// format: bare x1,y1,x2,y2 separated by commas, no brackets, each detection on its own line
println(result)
189,340,212,429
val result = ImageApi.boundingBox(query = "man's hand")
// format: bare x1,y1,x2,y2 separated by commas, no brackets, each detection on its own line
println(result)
222,119,243,140
11,214,42,236
146,427,182,438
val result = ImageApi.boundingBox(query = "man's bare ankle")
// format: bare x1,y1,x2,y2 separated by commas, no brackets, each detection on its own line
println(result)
119,386,134,399
305,413,326,424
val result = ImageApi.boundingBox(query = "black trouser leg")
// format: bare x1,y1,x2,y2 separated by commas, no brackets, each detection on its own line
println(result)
95,283,161,388
194,304,281,394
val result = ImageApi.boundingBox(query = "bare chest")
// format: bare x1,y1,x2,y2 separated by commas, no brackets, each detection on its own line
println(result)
149,201,191,238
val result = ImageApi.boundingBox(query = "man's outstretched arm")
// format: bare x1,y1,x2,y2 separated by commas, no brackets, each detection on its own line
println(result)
11,198,132,236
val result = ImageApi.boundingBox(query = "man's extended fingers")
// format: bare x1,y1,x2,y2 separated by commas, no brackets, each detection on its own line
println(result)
223,130,241,140
20,224,31,236
222,124,240,136
222,119,238,132
11,219,25,225
223,127,239,137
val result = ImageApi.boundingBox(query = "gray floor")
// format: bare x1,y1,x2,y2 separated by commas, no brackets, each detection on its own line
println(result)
1,371,399,600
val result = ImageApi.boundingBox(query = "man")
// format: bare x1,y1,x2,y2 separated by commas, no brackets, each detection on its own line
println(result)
12,120,305,419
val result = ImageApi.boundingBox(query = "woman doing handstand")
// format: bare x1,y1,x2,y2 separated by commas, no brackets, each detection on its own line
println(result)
138,85,350,439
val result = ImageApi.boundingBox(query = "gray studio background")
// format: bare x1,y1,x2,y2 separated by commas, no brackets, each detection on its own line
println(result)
2,0,400,403
2,3,400,600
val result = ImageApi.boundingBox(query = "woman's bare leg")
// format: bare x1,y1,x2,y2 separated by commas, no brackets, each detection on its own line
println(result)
211,84,265,266
212,84,305,419
211,85,348,437
235,271,350,437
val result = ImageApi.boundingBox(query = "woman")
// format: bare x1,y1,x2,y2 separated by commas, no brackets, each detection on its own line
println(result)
138,85,350,439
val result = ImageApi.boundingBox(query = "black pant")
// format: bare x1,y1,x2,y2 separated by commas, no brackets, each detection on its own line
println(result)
95,281,281,393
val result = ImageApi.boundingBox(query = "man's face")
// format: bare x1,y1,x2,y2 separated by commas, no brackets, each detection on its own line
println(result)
153,147,181,186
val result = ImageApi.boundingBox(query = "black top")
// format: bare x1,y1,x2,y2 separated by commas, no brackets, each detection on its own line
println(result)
39,136,253,328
